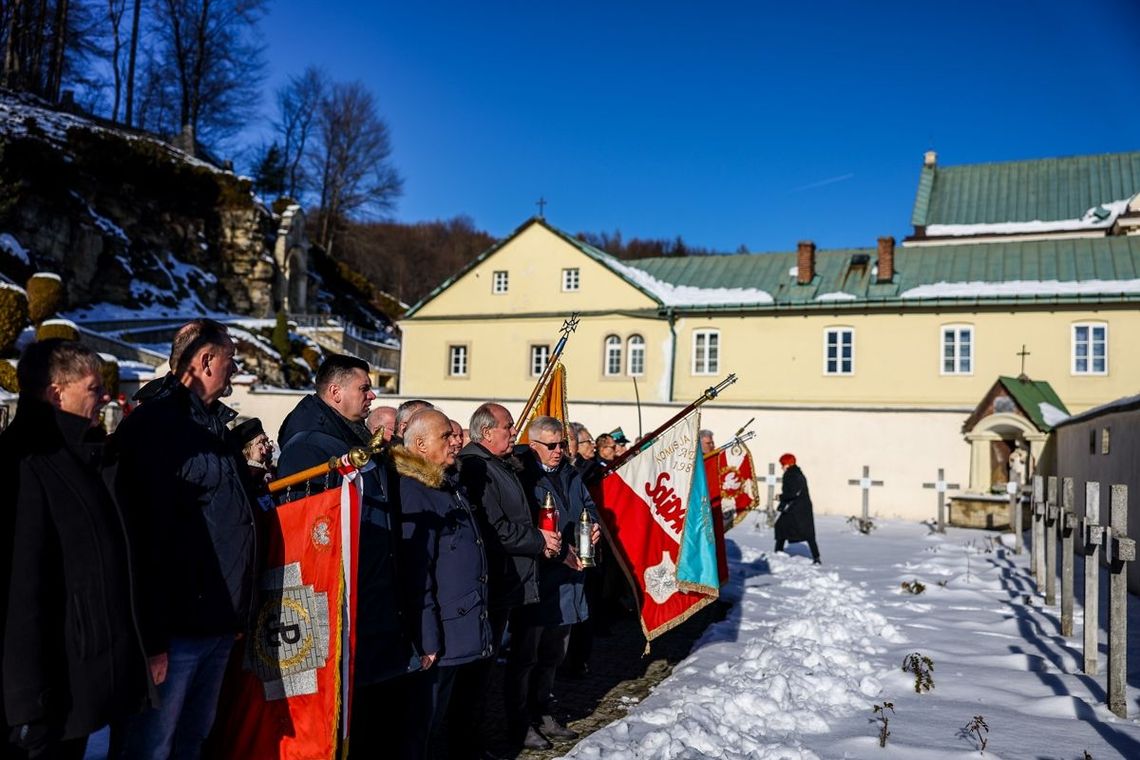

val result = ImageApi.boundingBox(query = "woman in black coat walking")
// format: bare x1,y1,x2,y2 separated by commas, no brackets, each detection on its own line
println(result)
774,453,821,564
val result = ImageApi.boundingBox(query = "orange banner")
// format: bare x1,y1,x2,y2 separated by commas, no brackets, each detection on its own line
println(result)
517,362,568,443
211,477,361,759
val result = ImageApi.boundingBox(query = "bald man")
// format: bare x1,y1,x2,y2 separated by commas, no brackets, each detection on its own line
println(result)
366,405,397,440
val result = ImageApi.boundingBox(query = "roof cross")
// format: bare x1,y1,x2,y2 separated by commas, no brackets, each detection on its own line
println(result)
1017,344,1031,376
536,196,547,218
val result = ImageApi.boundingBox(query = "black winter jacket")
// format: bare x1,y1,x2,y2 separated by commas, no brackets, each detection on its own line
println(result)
457,442,545,610
393,447,492,668
775,464,816,543
1,400,148,739
277,394,417,684
517,455,597,627
110,379,256,655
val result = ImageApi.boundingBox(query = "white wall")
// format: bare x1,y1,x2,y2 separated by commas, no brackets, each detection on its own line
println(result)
230,384,971,524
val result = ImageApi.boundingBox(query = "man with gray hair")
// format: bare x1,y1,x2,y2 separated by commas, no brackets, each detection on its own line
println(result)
394,399,433,444
456,403,559,754
699,429,716,455
510,415,601,748
366,404,397,440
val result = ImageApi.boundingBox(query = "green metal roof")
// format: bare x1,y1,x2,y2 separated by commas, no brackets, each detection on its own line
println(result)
911,151,1140,227
997,375,1069,432
624,235,1140,310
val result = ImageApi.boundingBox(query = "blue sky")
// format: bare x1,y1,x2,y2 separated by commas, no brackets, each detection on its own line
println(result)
256,0,1140,252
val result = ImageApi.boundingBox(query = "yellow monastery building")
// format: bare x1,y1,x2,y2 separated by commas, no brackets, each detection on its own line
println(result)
397,150,1140,521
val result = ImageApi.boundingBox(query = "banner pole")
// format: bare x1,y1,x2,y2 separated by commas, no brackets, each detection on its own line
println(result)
517,312,579,427
607,374,738,473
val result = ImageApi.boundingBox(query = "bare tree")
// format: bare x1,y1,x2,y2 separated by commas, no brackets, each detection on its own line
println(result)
310,80,403,251
102,0,128,119
122,0,141,124
274,66,325,201
145,0,266,150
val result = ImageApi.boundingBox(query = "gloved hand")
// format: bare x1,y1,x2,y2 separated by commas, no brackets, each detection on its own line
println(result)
11,721,54,755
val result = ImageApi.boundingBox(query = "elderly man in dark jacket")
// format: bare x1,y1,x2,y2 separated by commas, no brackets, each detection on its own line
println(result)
1,340,148,760
393,409,491,759
509,416,601,750
456,402,560,754
112,319,256,760
276,354,423,759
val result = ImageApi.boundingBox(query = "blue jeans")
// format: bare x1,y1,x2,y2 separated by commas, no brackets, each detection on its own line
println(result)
116,636,234,760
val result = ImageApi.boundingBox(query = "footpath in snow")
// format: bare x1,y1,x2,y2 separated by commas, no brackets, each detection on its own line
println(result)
564,513,1140,760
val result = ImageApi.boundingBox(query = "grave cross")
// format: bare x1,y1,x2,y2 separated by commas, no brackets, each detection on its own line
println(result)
1017,344,1031,375
536,196,548,218
1031,476,1046,582
1082,482,1103,675
764,463,783,527
1060,477,1076,637
1107,484,1133,718
922,468,960,533
1044,476,1059,606
847,465,884,523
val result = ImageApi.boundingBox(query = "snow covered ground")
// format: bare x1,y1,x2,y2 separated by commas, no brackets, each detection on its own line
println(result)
565,514,1140,760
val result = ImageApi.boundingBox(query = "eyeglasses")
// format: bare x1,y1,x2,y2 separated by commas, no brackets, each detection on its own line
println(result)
532,440,569,451
578,438,594,445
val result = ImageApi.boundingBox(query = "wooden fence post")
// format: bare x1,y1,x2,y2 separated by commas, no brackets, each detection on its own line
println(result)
1082,482,1102,675
1107,485,1133,718
1045,476,1058,606
1060,477,1075,636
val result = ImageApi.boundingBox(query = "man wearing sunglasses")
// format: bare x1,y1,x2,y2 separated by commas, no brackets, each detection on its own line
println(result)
507,417,601,749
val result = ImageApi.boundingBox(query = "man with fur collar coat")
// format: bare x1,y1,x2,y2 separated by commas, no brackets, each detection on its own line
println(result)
395,409,491,759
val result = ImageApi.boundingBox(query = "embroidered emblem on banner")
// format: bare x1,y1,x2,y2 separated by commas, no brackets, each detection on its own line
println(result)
311,517,333,549
247,562,330,700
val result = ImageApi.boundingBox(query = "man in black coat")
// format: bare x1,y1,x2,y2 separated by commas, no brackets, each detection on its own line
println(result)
275,354,423,759
510,416,601,750
456,402,560,754
1,340,148,760
112,319,257,759
393,409,491,759
775,452,821,564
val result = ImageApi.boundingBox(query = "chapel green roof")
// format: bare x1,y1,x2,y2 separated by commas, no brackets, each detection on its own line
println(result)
911,151,1140,227
997,375,1069,432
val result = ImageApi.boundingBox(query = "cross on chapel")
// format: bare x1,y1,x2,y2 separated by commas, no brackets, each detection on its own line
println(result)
1017,344,1031,376
536,197,547,218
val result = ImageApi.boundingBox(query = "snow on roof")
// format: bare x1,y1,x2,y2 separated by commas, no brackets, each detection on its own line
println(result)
40,318,77,328
0,282,27,296
1038,402,1070,427
816,291,857,302
29,272,62,282
605,256,774,306
925,197,1135,237
117,361,157,381
1,233,30,264
899,278,1140,300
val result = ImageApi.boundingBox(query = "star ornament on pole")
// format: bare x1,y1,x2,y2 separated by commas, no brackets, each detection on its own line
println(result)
561,313,581,337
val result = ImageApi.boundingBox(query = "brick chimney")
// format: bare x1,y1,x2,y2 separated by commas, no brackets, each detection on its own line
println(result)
876,236,895,283
796,241,815,284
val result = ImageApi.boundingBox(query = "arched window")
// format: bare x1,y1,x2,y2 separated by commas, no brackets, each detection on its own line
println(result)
627,334,645,376
604,335,622,376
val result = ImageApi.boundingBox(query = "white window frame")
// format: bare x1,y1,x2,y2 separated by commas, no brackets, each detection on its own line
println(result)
1072,322,1108,375
448,344,468,377
627,334,645,377
823,327,854,376
530,344,550,377
691,329,719,376
562,267,580,292
604,335,622,377
940,324,974,376
492,270,509,294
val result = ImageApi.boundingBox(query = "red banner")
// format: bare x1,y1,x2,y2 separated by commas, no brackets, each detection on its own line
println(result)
708,442,760,527
211,477,361,759
594,414,717,640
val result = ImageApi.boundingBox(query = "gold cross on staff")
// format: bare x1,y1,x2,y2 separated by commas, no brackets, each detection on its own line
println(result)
560,313,580,336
